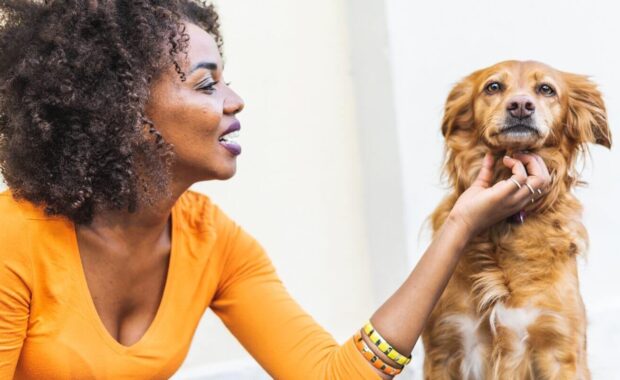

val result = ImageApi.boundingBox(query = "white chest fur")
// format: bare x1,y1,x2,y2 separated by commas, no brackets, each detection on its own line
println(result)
446,314,487,380
446,303,542,380
490,303,541,352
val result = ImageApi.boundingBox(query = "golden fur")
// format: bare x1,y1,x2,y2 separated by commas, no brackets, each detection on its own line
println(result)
422,61,611,380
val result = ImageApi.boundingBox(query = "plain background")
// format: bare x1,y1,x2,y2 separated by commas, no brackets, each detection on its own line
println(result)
2,0,619,378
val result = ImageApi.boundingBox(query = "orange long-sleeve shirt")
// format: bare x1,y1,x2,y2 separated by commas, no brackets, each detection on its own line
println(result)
0,189,380,379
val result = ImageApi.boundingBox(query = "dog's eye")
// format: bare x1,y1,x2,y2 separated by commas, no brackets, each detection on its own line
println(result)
538,84,556,96
485,82,502,94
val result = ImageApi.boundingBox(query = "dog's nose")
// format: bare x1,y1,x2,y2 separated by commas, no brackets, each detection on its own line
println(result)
507,96,535,119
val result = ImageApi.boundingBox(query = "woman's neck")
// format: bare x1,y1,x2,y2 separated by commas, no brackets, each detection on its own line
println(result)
78,177,191,253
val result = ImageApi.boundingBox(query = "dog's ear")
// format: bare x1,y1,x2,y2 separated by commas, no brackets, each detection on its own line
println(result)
441,75,482,192
564,73,611,148
442,76,475,138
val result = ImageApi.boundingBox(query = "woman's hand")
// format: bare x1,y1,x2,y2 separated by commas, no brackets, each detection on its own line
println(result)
448,152,551,237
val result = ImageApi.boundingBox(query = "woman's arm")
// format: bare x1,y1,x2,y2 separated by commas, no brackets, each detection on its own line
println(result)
364,153,551,378
209,152,549,379
210,206,384,379
0,227,32,378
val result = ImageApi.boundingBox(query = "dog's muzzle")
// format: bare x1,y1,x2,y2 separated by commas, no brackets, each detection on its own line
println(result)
499,117,541,137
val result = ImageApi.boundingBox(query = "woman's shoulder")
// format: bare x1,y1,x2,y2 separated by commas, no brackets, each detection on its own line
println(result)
0,189,52,225
176,189,213,207
175,189,241,236
175,189,228,232
0,190,48,264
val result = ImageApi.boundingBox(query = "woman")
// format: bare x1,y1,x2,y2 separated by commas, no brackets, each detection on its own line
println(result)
0,0,550,379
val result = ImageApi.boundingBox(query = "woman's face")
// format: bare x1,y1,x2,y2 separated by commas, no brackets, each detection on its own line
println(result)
145,23,244,185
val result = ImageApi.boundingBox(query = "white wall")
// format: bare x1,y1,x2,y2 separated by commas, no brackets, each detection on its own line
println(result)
385,0,620,378
177,0,389,376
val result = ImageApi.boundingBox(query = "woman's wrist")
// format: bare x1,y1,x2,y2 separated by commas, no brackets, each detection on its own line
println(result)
444,210,477,241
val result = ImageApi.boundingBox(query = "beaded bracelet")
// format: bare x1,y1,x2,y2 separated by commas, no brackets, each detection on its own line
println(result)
363,321,412,366
353,331,403,376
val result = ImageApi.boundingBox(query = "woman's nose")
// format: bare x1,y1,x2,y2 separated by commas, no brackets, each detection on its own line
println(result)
223,87,244,115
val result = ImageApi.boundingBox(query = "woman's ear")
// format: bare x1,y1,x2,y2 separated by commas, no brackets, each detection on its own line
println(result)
564,73,612,149
442,76,475,138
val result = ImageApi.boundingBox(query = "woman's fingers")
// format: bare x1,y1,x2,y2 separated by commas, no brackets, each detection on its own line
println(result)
488,173,525,205
513,153,551,183
452,152,555,234
504,153,551,207
471,153,495,189
451,152,552,234
489,153,550,209
513,153,552,195
502,156,528,182
501,156,528,202
485,156,525,197
506,154,551,187
533,154,548,175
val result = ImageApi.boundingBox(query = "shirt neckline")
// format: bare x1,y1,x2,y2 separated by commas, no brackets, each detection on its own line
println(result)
67,204,181,355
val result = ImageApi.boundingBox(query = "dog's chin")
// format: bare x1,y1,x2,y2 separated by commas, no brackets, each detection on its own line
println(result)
487,125,544,151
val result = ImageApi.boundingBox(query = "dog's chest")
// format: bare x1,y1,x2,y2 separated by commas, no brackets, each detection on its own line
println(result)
446,215,586,379
449,302,543,380
461,214,586,307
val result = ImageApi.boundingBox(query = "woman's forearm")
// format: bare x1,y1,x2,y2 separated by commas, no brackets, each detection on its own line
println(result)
361,213,472,377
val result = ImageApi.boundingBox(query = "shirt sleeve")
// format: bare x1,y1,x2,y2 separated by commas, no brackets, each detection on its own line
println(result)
0,244,32,378
209,207,381,380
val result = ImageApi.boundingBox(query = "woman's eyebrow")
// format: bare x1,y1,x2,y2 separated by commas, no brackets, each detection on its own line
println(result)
189,61,218,75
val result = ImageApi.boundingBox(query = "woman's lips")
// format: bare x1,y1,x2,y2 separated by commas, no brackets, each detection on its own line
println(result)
220,139,241,156
218,121,241,156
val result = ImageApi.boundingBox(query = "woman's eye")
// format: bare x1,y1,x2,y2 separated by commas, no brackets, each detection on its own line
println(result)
485,82,502,94
196,78,219,94
538,84,556,96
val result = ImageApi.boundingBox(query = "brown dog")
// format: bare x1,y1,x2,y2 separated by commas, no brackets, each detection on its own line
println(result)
422,61,611,380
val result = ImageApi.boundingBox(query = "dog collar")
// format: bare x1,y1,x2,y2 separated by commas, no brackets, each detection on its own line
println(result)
508,209,526,224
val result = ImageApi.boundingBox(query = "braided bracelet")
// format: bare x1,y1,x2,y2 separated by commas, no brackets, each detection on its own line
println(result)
353,331,402,376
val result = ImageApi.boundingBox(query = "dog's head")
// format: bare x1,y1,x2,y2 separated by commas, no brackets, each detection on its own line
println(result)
442,60,611,196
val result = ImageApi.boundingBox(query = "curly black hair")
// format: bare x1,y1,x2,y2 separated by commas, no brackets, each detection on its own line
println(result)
0,0,221,224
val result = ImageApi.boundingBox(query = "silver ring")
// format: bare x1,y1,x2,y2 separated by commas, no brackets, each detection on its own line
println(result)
537,189,543,196
525,183,535,195
509,177,522,190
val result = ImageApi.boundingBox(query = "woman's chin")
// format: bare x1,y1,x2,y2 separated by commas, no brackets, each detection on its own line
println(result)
205,162,237,181
216,169,237,180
